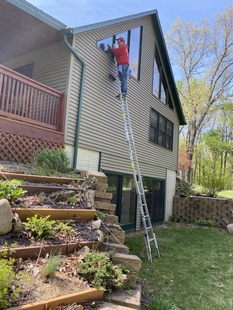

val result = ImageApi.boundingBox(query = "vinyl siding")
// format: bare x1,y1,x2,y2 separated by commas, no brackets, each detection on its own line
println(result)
67,15,180,178
3,42,70,93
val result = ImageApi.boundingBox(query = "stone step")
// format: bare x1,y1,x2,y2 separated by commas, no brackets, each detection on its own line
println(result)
96,182,108,191
95,190,113,200
112,254,142,285
98,302,133,309
104,284,141,310
102,242,129,254
100,224,125,244
86,170,108,183
95,201,116,214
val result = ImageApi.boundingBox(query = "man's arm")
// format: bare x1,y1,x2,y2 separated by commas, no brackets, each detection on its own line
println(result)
108,45,124,57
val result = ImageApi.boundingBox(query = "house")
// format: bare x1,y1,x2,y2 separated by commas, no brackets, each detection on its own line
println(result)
0,0,185,231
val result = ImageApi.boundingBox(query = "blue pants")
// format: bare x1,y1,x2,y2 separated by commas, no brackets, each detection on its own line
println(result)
118,64,128,94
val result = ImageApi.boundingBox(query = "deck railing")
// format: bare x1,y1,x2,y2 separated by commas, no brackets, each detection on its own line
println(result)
0,65,65,131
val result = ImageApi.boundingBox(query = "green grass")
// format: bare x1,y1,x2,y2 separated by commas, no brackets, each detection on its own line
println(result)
217,190,233,198
193,184,233,198
125,225,233,310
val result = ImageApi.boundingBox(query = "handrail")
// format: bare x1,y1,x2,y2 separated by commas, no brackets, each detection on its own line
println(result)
0,65,64,131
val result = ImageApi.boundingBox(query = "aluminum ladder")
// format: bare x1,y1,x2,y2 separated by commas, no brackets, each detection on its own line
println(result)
116,86,160,262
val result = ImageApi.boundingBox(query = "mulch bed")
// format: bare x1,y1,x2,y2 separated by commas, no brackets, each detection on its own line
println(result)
12,189,93,209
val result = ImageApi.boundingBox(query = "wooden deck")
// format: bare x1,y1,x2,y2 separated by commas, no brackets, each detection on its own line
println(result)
0,64,65,132
0,65,65,163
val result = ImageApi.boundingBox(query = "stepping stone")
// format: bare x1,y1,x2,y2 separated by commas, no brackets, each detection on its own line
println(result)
104,284,141,309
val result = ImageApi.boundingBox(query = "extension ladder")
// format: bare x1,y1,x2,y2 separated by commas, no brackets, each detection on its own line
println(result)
116,81,160,262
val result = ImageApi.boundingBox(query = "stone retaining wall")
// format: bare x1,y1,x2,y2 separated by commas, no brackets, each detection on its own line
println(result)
173,196,233,227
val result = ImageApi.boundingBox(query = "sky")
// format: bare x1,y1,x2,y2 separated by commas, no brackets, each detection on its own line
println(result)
26,0,232,34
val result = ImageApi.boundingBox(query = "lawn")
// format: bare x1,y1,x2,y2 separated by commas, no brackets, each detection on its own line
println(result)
125,224,233,310
217,190,233,198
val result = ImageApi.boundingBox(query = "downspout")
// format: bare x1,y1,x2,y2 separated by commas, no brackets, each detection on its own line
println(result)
62,30,86,169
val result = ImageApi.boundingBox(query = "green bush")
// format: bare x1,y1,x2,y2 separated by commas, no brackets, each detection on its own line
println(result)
0,252,31,310
33,148,71,174
78,251,129,292
0,257,15,309
0,181,25,202
24,215,56,240
199,169,227,197
24,215,73,240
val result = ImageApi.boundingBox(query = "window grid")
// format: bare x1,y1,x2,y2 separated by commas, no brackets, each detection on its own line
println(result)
149,108,173,151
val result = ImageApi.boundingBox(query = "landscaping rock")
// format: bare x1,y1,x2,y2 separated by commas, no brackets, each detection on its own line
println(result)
50,190,76,202
92,219,102,230
12,212,23,232
0,199,13,235
226,223,233,234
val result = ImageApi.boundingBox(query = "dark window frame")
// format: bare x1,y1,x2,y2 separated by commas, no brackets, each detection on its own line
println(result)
149,108,174,151
97,26,143,80
153,46,174,110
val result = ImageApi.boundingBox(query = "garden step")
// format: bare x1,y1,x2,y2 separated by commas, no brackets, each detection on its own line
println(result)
0,172,79,184
95,201,116,214
104,284,141,309
86,170,108,183
98,302,136,309
94,190,113,201
12,208,96,222
102,242,129,254
112,254,142,285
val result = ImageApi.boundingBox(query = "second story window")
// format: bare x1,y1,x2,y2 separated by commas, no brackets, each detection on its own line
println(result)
97,26,142,80
153,46,173,110
149,108,173,151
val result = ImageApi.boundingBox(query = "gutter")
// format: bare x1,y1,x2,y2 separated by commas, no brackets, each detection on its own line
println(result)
61,29,86,169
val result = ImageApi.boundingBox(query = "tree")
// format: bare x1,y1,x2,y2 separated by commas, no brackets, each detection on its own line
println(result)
166,5,233,182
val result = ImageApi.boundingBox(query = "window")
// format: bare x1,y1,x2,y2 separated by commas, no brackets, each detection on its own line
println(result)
129,27,142,79
149,108,173,150
153,46,173,110
106,173,136,230
14,63,33,78
97,26,142,80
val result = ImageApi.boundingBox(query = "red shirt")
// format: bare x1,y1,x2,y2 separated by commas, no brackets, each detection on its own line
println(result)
110,44,129,66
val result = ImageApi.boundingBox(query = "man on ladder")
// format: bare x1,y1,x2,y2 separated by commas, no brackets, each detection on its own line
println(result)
108,37,130,99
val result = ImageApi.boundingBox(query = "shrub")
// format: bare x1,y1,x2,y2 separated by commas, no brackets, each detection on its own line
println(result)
78,251,129,292
199,169,227,197
0,181,25,202
0,252,31,309
24,215,56,240
197,219,207,226
24,215,74,240
33,148,71,174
